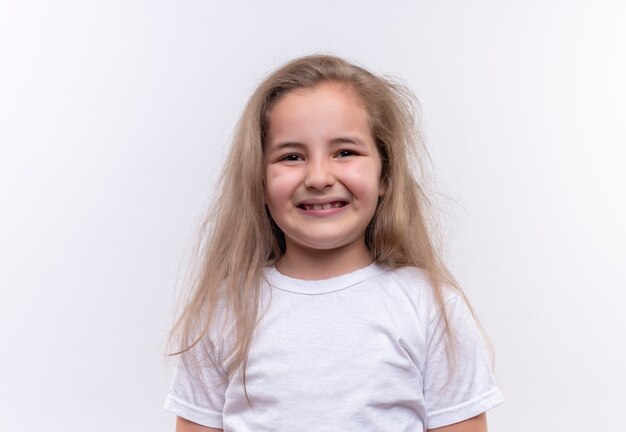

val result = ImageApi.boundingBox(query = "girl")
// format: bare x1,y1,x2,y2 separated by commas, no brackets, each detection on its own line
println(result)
164,54,503,432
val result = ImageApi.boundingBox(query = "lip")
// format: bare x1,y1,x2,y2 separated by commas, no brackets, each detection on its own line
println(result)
296,195,350,205
295,197,349,216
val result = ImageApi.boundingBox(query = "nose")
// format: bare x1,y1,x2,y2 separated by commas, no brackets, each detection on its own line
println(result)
304,158,335,190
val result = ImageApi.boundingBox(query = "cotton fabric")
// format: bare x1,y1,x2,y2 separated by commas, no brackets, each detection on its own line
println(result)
164,263,503,431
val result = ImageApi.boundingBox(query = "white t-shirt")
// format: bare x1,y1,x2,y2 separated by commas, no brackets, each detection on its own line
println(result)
164,263,503,431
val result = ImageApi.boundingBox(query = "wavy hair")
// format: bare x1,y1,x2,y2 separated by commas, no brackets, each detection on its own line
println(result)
166,54,480,392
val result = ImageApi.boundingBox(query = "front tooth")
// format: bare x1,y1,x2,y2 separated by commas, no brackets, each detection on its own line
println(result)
322,203,331,210
313,204,323,210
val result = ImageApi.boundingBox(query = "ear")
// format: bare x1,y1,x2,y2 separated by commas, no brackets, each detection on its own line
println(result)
378,179,387,197
261,181,268,206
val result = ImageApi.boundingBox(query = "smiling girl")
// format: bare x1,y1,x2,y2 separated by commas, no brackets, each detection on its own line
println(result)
164,55,503,431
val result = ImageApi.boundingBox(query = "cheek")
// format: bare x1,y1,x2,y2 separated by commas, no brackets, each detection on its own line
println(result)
265,167,299,204
343,164,383,197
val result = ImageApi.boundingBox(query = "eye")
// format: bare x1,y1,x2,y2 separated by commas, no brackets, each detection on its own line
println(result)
280,153,303,162
337,149,357,158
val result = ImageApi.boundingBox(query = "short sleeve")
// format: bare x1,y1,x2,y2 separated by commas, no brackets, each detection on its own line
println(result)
163,354,227,428
423,293,504,429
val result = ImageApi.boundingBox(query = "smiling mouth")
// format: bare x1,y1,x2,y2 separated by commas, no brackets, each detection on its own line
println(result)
298,201,347,210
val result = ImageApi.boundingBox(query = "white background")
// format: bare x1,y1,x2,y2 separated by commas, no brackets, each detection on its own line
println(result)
1,1,625,431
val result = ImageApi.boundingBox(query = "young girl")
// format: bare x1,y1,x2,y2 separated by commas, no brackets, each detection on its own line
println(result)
164,54,503,432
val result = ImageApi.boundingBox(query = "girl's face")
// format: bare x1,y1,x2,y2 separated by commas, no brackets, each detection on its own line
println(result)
265,82,385,269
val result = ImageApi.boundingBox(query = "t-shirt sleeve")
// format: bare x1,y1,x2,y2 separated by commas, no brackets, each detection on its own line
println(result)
423,293,504,429
163,353,227,429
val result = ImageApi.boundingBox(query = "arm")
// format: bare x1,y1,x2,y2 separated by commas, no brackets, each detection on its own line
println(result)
428,413,487,432
176,416,223,432
423,293,502,430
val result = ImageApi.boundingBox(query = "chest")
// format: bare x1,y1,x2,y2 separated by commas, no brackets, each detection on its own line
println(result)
240,290,429,403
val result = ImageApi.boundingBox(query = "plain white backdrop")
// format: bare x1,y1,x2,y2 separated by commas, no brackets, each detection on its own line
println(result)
1,1,625,431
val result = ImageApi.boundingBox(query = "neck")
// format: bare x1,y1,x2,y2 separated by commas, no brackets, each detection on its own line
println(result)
276,240,373,280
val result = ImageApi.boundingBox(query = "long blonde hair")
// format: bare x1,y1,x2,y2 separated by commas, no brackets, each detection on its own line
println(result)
166,54,478,389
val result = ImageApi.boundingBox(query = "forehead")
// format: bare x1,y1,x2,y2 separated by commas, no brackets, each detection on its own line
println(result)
266,83,373,144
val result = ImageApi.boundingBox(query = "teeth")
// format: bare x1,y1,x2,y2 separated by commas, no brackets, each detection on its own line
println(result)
302,202,345,210
310,204,328,210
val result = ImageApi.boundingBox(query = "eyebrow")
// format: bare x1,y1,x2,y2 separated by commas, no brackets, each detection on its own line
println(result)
270,136,365,152
270,142,306,152
330,136,365,146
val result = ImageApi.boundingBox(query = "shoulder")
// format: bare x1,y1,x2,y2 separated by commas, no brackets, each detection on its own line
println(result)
377,265,459,302
376,265,470,327
377,264,431,289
